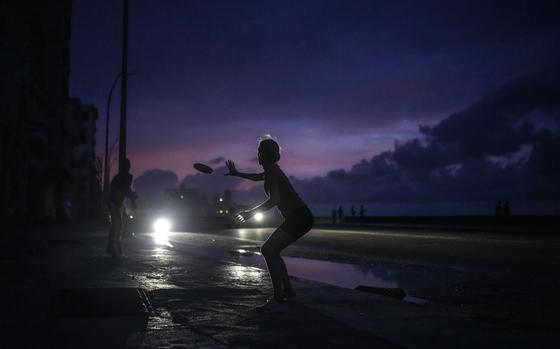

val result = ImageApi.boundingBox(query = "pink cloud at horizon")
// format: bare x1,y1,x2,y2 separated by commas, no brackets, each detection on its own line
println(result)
112,110,429,180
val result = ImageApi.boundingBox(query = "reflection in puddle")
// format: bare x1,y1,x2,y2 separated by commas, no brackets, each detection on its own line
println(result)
140,235,430,303
287,257,399,289
229,251,398,289
227,249,430,304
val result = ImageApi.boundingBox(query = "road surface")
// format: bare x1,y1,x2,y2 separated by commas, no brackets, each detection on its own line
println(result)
139,226,560,316
153,227,559,270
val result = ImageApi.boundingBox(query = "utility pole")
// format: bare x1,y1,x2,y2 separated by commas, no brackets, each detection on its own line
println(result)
104,73,122,193
118,0,129,173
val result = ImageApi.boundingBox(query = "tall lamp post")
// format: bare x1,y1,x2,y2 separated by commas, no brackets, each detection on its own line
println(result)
118,0,129,173
104,73,122,194
103,70,133,194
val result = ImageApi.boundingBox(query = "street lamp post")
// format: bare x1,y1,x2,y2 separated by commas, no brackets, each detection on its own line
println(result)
103,70,133,194
118,0,129,173
104,73,123,194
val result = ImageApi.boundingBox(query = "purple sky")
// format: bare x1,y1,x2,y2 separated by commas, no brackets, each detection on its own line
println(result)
70,1,560,213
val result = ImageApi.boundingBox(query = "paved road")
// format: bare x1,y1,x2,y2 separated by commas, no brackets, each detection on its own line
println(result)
157,227,560,271
147,227,560,312
5,224,554,348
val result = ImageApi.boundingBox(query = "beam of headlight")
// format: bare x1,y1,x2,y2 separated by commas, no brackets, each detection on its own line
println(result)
254,212,264,221
154,218,171,232
153,218,172,247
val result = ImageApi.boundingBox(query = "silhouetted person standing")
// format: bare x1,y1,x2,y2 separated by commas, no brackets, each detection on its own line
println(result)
503,201,511,217
226,135,313,313
331,208,337,224
107,158,137,257
337,206,343,222
495,201,503,217
351,205,356,217
359,204,365,218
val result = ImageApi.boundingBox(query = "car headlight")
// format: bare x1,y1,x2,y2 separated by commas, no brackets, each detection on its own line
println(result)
153,218,171,233
153,218,172,246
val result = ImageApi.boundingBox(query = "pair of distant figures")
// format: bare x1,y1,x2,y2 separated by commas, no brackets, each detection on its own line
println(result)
495,200,512,217
331,205,366,224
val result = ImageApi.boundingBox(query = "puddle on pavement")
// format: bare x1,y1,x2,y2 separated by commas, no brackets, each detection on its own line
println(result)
229,249,397,289
227,249,428,304
140,235,430,304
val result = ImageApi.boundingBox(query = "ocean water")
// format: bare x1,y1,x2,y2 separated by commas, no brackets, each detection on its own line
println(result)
307,201,560,217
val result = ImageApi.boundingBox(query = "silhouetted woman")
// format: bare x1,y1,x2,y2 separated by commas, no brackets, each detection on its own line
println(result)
226,135,314,313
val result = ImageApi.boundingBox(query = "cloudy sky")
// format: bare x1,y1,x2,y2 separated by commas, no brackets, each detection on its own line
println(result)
70,0,560,213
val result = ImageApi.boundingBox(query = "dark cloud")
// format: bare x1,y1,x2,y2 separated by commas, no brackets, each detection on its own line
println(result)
291,65,560,204
184,66,560,210
134,169,178,201
417,65,560,162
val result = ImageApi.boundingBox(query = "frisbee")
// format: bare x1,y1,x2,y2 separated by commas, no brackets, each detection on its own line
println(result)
193,163,213,174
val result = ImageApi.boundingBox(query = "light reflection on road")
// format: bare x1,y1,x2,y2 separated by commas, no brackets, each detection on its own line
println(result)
227,250,399,289
139,232,436,302
222,264,264,289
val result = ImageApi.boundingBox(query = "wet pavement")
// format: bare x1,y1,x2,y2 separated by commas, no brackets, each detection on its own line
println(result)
146,228,560,317
0,223,557,348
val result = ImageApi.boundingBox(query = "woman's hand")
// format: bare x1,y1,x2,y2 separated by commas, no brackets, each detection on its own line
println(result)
235,210,253,223
225,160,239,176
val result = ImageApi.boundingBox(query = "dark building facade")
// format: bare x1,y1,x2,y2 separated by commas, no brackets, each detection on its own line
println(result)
0,1,101,221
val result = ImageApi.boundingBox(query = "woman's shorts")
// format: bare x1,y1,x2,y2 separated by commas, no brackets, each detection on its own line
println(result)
279,205,314,240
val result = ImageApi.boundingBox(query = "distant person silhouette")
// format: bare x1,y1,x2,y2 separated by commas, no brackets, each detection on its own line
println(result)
503,201,511,217
495,201,503,217
226,135,313,313
359,204,365,218
351,205,356,218
107,158,137,257
331,208,337,224
337,206,344,222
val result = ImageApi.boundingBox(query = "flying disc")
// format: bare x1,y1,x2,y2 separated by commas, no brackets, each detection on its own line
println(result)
193,163,213,174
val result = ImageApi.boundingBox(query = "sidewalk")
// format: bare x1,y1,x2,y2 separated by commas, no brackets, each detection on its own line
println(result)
0,223,553,348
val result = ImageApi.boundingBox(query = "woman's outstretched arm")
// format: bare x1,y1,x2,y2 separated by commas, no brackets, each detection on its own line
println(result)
237,181,279,221
251,181,279,212
225,160,264,181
